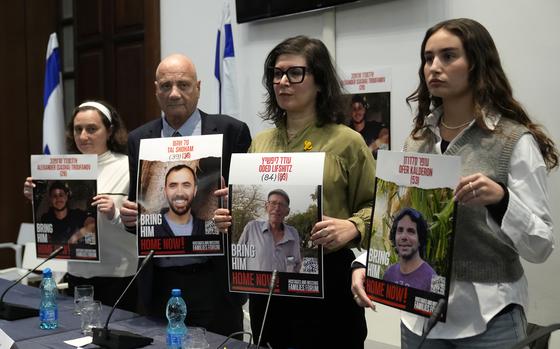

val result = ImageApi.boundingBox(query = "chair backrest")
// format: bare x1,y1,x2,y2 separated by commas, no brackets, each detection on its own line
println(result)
518,322,558,349
22,242,67,273
17,223,35,245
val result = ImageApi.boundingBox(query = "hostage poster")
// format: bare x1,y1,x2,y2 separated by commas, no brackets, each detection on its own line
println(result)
31,154,99,261
366,150,460,321
228,152,325,298
341,67,391,159
136,134,223,257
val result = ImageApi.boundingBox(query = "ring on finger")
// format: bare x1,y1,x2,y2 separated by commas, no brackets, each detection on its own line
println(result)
353,294,359,300
473,188,477,198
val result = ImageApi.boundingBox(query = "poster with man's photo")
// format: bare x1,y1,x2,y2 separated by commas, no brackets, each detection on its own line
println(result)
136,134,223,257
366,150,460,321
341,67,391,159
228,152,325,298
31,155,99,261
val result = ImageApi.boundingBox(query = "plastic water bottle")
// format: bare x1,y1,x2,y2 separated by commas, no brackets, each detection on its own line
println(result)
39,267,58,329
166,288,187,349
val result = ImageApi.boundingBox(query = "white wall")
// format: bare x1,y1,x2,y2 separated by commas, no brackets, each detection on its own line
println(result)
161,0,560,346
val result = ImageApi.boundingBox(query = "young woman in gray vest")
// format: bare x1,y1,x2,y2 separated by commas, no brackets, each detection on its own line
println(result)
351,18,558,348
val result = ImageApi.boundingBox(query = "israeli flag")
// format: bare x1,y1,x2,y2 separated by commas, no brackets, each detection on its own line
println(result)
214,1,239,117
43,33,65,155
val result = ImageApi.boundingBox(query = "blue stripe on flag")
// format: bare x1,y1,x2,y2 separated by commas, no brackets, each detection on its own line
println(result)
224,24,235,58
43,47,61,107
214,30,222,82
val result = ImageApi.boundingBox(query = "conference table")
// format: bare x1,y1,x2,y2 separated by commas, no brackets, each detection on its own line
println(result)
13,316,251,349
0,278,253,349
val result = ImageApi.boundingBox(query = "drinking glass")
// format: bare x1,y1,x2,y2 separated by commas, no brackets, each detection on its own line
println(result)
80,300,102,335
184,327,209,349
74,285,94,315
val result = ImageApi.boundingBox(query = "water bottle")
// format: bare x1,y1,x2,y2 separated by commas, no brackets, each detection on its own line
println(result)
39,267,58,329
166,288,187,349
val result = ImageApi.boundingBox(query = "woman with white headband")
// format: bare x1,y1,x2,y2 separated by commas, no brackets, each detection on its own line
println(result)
23,100,138,311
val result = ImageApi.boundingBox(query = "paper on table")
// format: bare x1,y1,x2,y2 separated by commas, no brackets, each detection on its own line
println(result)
0,328,14,349
64,336,93,347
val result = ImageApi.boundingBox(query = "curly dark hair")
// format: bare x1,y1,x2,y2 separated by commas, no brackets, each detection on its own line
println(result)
260,35,346,126
389,207,429,258
406,18,558,171
66,100,128,154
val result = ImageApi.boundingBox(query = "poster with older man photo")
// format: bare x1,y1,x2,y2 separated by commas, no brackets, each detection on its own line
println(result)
365,150,460,321
227,152,325,298
136,134,223,257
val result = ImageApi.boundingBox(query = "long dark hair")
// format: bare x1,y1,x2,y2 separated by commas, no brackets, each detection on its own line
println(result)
261,35,345,126
407,18,558,170
66,100,128,154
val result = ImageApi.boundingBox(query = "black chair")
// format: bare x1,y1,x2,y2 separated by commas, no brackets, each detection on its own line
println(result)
511,323,560,349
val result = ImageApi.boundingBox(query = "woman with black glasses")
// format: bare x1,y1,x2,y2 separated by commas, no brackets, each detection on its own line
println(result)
215,35,375,348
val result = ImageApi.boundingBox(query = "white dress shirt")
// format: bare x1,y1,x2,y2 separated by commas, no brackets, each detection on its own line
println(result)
68,151,138,278
356,109,554,338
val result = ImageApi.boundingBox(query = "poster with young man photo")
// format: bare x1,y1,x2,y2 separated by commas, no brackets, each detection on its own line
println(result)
31,154,99,260
136,134,223,257
342,68,391,159
365,150,460,321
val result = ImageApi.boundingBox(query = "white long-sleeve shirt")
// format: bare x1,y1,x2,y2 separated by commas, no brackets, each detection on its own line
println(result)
68,151,138,278
356,113,554,338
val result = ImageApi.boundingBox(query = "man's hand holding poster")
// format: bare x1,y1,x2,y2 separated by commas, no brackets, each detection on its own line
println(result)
228,152,325,298
136,134,223,257
366,150,460,321
31,155,99,260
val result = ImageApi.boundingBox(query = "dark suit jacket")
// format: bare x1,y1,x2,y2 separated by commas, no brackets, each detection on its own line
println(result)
128,109,251,335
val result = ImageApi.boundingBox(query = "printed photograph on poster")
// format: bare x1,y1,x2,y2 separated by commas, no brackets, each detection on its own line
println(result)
341,68,391,159
365,150,460,321
227,153,325,298
136,134,224,257
30,155,99,261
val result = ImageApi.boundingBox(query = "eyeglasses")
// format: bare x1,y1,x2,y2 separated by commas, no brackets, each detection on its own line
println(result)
270,66,308,84
267,200,288,208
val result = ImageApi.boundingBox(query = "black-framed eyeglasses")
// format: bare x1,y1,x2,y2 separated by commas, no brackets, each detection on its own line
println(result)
270,66,308,84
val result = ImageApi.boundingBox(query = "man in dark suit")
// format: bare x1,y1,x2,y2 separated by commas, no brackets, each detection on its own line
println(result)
121,54,251,336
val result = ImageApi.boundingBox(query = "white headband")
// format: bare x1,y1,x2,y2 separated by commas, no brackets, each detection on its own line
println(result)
78,101,112,123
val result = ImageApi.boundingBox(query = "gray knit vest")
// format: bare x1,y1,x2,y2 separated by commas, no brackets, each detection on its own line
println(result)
404,118,528,282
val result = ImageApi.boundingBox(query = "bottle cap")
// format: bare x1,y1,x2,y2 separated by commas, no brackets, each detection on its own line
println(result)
43,267,52,277
171,288,181,297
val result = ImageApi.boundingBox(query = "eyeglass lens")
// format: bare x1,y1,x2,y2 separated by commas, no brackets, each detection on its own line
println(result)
267,200,287,208
272,67,306,84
